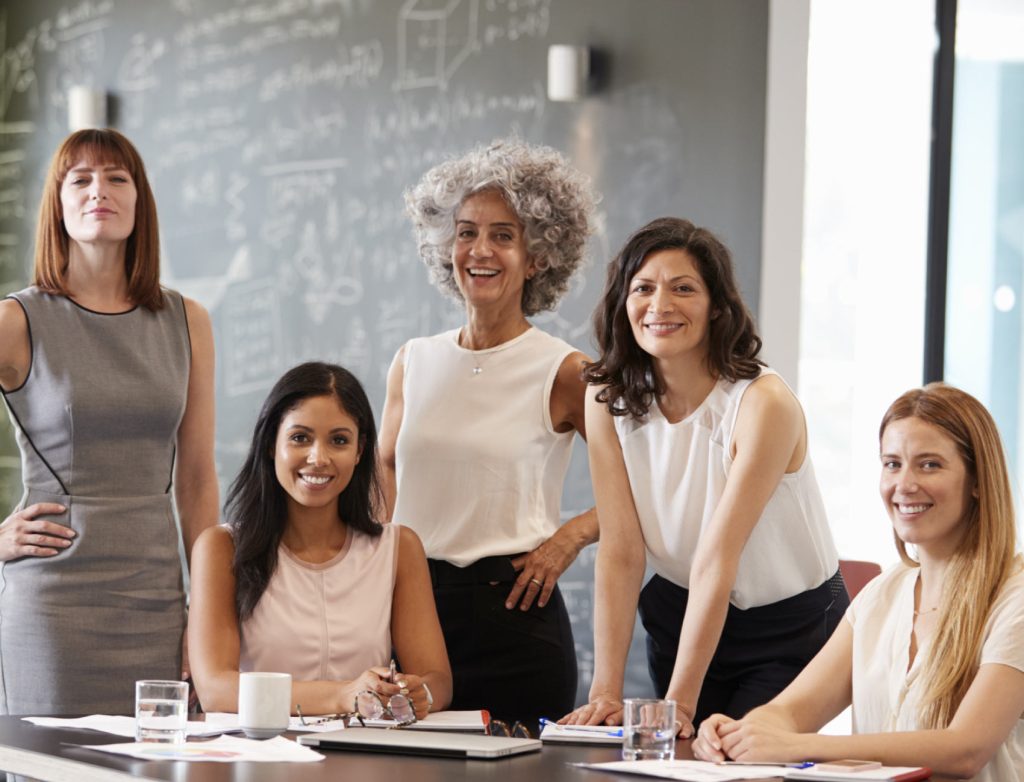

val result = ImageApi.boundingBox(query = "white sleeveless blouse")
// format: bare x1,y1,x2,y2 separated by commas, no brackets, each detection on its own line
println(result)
392,327,575,566
614,368,839,609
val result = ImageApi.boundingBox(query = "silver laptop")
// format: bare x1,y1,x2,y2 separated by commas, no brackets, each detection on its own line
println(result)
298,727,542,759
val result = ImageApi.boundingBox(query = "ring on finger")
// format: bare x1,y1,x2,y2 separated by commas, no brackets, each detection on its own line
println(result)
422,682,434,708
529,577,542,586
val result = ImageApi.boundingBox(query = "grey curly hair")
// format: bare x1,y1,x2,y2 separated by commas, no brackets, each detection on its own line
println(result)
404,139,597,315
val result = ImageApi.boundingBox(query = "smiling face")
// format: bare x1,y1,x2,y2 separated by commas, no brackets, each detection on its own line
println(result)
452,189,535,314
625,248,714,363
60,158,137,246
273,394,362,516
880,415,976,559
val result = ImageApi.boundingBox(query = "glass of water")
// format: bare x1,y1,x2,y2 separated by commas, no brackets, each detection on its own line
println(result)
622,698,676,761
135,679,188,743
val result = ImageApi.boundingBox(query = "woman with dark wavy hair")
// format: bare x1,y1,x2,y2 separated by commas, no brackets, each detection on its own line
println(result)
189,362,451,718
562,217,845,736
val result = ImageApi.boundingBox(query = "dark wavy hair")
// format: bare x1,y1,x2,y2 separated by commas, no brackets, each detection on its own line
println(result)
225,362,383,620
584,217,763,418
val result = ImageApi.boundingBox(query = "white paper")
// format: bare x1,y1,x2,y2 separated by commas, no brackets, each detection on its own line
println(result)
574,759,784,781
540,722,625,744
786,767,925,781
0,745,155,781
77,734,323,763
23,715,234,738
203,712,348,733
204,709,487,733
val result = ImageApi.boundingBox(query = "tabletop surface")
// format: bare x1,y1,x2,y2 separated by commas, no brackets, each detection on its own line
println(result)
0,715,801,782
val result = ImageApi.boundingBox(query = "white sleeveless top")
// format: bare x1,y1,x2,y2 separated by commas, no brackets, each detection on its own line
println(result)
239,524,399,680
392,327,576,566
614,368,838,609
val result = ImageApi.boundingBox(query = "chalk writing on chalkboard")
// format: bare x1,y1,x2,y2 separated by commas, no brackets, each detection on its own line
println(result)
1,0,770,708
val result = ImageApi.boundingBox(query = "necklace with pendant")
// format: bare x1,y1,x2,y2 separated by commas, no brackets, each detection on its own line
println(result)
470,349,496,375
459,329,499,376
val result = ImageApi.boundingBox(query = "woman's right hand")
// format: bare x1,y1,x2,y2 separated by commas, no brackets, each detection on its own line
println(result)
0,503,72,562
558,695,624,726
342,666,391,711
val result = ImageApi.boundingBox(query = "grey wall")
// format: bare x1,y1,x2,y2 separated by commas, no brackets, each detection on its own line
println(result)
0,0,768,706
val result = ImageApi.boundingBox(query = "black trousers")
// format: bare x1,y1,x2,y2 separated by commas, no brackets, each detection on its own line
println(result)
639,571,849,728
428,557,578,726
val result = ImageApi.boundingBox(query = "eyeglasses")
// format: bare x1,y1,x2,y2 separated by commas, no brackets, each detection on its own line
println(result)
486,719,533,739
296,692,417,730
355,690,417,727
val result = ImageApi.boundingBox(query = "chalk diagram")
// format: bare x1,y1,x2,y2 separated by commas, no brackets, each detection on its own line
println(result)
222,276,284,398
395,0,480,91
117,33,165,91
283,221,364,324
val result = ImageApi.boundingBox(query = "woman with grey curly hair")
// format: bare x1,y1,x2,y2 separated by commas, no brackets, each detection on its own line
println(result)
379,139,597,726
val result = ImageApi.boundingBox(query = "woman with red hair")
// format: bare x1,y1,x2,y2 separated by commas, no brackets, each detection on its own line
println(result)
0,129,218,714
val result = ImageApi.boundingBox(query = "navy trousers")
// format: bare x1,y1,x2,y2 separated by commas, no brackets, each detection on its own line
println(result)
427,557,578,727
639,571,849,727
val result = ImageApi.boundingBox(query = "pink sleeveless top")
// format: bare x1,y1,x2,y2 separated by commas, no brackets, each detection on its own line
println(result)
239,524,399,681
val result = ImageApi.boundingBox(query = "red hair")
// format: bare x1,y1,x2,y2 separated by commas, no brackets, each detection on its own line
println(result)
34,128,163,310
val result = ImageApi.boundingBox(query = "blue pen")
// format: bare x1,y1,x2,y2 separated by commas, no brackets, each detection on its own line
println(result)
539,718,624,737
720,761,814,769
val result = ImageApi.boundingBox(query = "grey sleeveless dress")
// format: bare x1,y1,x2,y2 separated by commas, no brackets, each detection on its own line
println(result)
0,287,190,715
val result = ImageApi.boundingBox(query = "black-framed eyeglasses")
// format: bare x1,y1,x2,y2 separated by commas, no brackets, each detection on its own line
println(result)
486,719,533,739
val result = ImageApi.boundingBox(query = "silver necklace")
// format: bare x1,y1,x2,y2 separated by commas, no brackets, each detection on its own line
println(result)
459,329,498,376
470,350,495,376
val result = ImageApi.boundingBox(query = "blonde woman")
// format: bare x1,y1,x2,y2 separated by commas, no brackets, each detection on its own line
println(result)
694,383,1024,781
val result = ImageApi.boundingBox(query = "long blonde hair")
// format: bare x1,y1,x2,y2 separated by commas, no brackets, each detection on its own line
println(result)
880,383,1017,728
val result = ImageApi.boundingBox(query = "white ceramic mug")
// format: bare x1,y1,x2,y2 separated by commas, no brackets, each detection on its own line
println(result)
238,672,292,739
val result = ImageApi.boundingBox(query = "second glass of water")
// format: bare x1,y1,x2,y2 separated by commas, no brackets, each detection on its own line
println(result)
622,697,676,761
135,679,188,743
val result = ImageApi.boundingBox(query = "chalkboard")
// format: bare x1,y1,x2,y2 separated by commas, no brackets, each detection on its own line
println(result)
0,0,769,707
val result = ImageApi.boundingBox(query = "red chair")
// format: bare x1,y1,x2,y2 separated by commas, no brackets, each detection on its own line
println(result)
839,559,882,600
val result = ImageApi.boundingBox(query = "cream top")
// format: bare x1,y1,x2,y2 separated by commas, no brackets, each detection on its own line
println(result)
392,327,576,566
847,559,1024,782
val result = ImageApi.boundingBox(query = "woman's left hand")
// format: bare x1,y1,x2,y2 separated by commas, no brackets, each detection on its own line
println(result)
507,531,579,610
713,717,806,763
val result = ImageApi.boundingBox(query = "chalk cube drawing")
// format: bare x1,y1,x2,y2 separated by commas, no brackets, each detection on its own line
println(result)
396,0,479,90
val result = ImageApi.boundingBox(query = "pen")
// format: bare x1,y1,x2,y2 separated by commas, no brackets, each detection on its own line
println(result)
539,718,624,736
719,761,814,769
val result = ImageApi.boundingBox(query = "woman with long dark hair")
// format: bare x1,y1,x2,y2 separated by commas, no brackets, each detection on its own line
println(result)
0,129,217,715
563,217,845,736
189,362,451,717
695,384,1024,782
